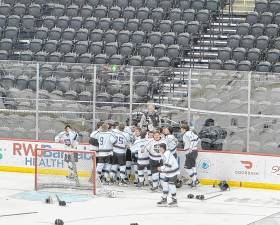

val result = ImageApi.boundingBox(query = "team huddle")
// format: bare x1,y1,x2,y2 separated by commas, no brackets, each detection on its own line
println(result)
55,122,199,207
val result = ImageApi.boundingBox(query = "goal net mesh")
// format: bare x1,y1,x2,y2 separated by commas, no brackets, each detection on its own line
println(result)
35,148,96,195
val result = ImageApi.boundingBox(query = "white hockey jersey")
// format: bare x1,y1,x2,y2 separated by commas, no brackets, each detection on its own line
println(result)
55,130,78,147
165,134,178,155
91,131,117,157
145,139,166,161
182,130,199,153
111,129,129,154
89,130,99,150
160,150,180,178
131,138,149,165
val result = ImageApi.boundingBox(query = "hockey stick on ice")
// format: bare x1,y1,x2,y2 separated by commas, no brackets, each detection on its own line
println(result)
0,212,38,217
55,194,66,206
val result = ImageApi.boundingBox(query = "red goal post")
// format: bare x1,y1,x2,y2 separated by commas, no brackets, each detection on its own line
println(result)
34,148,96,195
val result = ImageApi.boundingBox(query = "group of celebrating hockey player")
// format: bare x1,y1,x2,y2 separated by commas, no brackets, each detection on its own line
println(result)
55,105,200,207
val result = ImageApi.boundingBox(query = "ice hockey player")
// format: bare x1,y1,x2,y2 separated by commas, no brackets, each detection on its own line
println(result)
55,125,79,184
132,131,150,187
157,143,180,207
110,123,129,184
91,123,117,183
162,126,178,159
145,130,166,191
181,124,200,187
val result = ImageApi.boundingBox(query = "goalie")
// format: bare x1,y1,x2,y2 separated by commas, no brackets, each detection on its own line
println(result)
55,125,79,185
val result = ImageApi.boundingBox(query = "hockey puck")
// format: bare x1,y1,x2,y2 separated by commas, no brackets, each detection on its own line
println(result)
55,219,64,225
59,201,66,206
187,194,194,199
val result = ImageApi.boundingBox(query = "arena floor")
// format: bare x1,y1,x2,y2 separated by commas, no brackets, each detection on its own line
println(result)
0,172,279,225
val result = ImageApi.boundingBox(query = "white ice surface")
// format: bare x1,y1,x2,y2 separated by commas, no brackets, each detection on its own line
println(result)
0,171,279,225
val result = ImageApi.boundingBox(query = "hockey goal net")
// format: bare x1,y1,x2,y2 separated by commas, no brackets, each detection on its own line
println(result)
34,148,96,195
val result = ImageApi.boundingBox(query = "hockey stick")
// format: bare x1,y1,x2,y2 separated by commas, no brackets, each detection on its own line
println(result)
203,193,223,201
55,194,66,206
0,212,38,217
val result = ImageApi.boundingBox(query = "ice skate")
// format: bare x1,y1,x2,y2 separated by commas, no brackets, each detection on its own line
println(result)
168,198,178,207
157,197,167,207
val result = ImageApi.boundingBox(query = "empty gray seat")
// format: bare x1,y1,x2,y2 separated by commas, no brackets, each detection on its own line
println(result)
266,49,280,64
251,23,264,37
88,0,100,7
192,0,205,10
173,21,186,34
44,40,58,53
56,16,69,29
139,43,152,57
167,44,180,58
247,48,261,62
119,42,133,56
151,7,164,21
112,18,125,31
62,28,76,40
5,27,18,40
240,35,255,49
159,0,174,10
105,42,118,56
228,35,241,49
0,38,12,51
80,5,93,18
0,15,6,28
43,16,56,29
78,91,91,102
76,28,89,41
209,59,222,70
90,29,103,42
0,50,8,60
101,0,114,7
182,9,195,22
275,12,280,25
127,19,140,32
157,56,170,67
232,47,246,61
218,47,232,61
246,11,259,24
84,17,97,31
52,4,65,17
260,11,273,25
179,0,191,9
274,37,280,50
75,41,89,54
96,92,110,105
153,44,166,58
137,7,150,20
64,52,77,63
71,65,83,79
69,16,83,30
72,77,86,93
48,27,62,41
131,31,145,44
159,20,172,33
109,6,121,18
187,21,200,34
59,40,73,54
99,18,111,31
109,54,124,65
123,6,136,19
0,3,11,16
90,41,103,55
223,60,237,70
41,64,53,78
29,39,43,54
141,19,154,32
162,32,176,45
196,9,210,24
265,24,279,38
65,90,77,100
236,23,250,36
117,30,131,44
104,29,117,43
54,64,68,78
255,0,268,13
94,53,107,64
13,3,25,17
135,81,149,96
237,60,251,71
143,56,156,67
148,31,162,45
131,0,144,8
42,76,56,92
177,32,190,47
95,5,107,18
256,35,269,50
269,0,280,13
34,51,48,61
66,4,79,17
129,55,142,66
1,74,15,88
48,52,62,62
206,0,219,11
169,8,182,21
256,61,271,72
272,62,280,73
73,0,86,6
7,15,20,27
35,27,48,40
